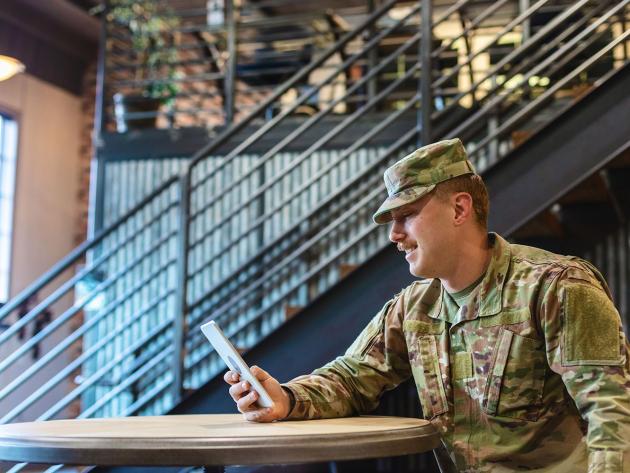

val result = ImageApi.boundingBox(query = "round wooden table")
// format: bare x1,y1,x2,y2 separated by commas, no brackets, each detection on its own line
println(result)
0,414,439,468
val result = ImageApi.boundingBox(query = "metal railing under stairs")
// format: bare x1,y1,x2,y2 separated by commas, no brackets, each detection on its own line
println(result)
1,0,628,471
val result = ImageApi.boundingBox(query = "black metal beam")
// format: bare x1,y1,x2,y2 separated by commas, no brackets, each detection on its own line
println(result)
98,99,470,162
225,0,237,125
420,0,432,145
604,167,630,222
98,111,418,161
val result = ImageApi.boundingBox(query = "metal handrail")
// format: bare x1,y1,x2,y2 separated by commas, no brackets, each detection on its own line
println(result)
0,176,179,322
0,230,177,364
188,39,422,229
0,290,174,424
446,0,629,141
187,5,421,196
195,24,421,200
189,95,419,309
467,30,630,156
186,0,400,169
0,210,178,336
0,259,175,408
187,124,418,353
184,60,419,285
432,0,550,91
433,0,607,121
34,316,174,422
78,345,174,419
191,183,390,363
187,0,469,196
431,0,511,60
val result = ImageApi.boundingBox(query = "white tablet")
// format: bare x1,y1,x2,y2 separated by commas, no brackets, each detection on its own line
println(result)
200,320,273,408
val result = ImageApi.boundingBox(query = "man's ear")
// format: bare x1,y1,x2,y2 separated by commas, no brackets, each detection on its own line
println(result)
452,192,473,226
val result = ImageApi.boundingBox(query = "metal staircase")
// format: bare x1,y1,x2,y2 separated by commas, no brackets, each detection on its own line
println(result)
0,1,628,472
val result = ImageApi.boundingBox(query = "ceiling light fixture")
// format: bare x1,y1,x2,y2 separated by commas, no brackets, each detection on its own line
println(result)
0,55,25,82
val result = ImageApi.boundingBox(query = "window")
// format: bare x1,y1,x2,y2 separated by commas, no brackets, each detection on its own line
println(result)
0,113,18,303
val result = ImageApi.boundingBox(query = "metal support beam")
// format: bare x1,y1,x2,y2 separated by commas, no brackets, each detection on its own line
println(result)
367,0,378,102
224,0,236,125
88,0,109,237
420,0,433,145
172,175,190,405
457,10,476,106
519,0,531,42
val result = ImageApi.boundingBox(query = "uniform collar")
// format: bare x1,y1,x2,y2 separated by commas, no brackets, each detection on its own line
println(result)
426,232,511,322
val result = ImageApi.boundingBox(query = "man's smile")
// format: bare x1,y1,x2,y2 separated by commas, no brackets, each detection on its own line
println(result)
397,243,418,260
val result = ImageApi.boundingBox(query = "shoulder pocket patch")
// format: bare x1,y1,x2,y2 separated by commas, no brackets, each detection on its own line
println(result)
562,283,623,366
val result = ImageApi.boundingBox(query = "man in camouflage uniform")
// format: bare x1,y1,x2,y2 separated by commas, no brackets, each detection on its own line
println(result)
224,138,630,472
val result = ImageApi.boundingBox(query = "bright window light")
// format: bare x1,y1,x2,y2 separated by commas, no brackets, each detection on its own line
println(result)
0,113,18,303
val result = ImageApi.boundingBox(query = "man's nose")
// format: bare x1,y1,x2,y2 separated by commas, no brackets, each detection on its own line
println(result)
389,222,405,243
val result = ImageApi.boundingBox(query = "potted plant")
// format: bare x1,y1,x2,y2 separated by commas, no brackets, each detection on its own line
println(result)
106,0,181,132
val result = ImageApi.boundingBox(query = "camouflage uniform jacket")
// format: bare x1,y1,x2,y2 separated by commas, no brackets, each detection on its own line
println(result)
283,233,630,472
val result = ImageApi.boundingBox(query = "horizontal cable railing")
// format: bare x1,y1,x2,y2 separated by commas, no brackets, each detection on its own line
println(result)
427,0,629,165
0,177,183,430
186,126,420,376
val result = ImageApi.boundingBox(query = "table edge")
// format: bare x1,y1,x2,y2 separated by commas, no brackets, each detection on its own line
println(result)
0,423,440,466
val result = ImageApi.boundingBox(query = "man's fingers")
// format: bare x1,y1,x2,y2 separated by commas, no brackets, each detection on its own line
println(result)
236,389,259,412
229,381,250,401
225,366,278,423
244,408,273,422
223,370,240,385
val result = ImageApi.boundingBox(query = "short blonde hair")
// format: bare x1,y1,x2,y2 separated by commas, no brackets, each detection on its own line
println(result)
434,174,489,228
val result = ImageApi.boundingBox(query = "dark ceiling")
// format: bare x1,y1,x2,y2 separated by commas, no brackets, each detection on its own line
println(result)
0,0,100,95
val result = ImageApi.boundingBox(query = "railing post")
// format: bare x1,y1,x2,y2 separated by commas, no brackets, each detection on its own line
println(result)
88,0,110,237
420,0,433,145
172,174,190,405
224,0,237,125
519,0,531,42
367,0,378,102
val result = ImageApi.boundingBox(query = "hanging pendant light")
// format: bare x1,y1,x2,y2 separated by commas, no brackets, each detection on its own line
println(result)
0,55,25,81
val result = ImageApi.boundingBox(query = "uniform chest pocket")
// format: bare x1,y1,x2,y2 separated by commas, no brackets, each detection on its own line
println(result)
411,335,448,420
483,328,546,421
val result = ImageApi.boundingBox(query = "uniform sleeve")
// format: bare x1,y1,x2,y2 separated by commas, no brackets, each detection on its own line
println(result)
538,264,630,472
281,291,412,420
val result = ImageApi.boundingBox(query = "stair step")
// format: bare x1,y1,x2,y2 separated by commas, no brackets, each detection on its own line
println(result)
339,263,359,279
284,305,304,321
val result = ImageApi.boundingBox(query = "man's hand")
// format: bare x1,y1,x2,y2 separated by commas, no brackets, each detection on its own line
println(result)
223,365,291,422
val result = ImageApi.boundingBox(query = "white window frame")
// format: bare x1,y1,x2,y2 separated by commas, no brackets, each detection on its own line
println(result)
0,111,19,304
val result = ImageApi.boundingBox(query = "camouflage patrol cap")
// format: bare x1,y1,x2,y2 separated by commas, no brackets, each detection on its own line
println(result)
373,138,476,224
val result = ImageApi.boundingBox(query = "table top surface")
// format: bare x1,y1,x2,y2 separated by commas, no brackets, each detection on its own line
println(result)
0,414,439,466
